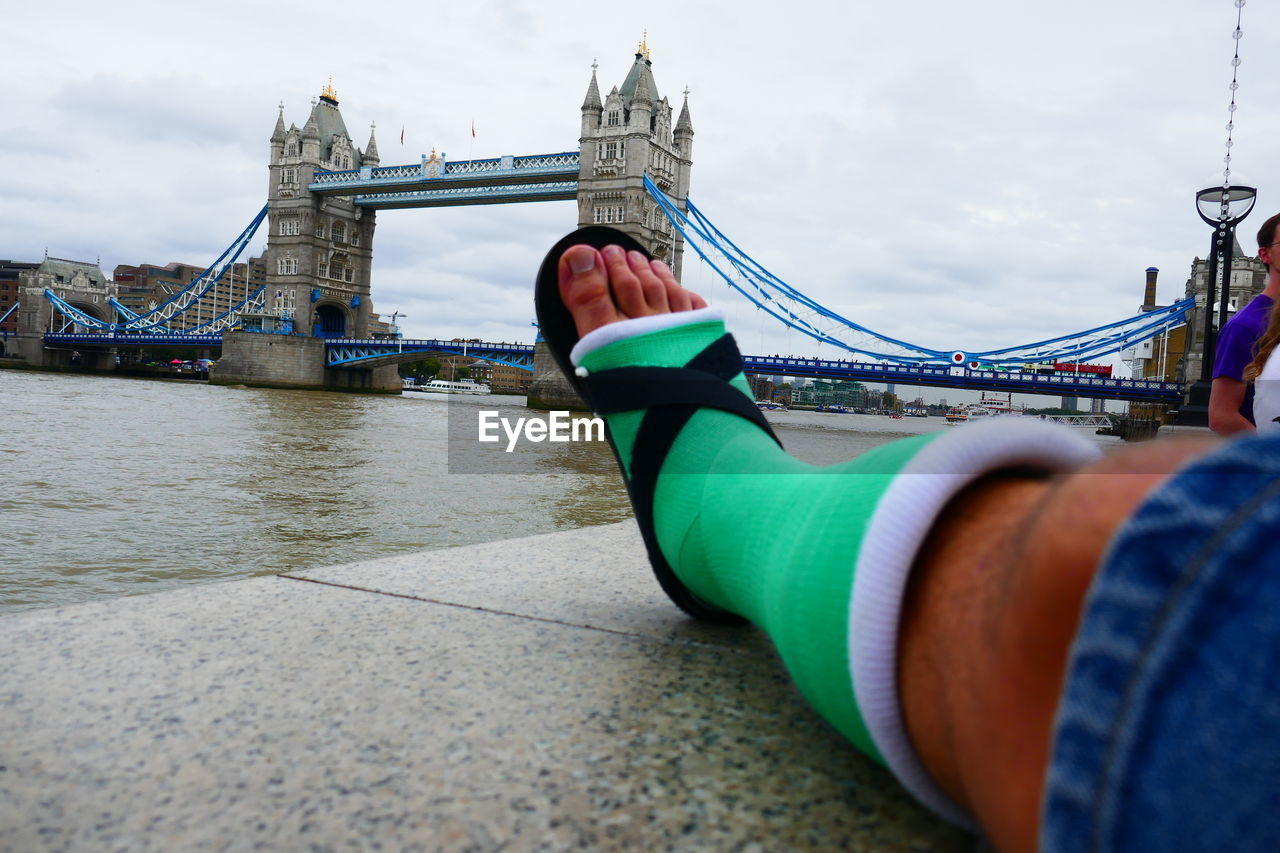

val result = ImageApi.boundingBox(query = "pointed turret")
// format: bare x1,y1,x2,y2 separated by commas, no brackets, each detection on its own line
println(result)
364,122,380,167
302,103,320,139
270,102,287,164
582,62,602,111
676,90,693,135
301,99,321,161
581,60,603,138
631,71,653,130
271,103,287,143
675,87,694,161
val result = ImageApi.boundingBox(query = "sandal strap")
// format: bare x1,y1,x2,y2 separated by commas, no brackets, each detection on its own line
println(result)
579,333,779,621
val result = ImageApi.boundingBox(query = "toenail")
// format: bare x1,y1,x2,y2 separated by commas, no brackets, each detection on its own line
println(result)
568,251,596,274
575,366,589,377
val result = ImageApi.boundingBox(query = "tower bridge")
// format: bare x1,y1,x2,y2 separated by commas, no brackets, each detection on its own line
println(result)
9,41,1193,410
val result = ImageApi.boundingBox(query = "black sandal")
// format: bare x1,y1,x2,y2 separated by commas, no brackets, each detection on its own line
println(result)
534,226,782,623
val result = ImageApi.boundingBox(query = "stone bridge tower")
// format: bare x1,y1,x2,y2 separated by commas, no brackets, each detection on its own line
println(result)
575,39,694,277
266,83,379,338
529,43,695,409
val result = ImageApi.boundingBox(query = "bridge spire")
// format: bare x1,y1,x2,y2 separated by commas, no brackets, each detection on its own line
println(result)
364,121,380,166
271,102,286,143
581,60,603,111
320,78,339,105
676,86,693,137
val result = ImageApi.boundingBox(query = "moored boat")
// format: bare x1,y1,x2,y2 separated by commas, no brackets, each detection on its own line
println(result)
413,378,492,395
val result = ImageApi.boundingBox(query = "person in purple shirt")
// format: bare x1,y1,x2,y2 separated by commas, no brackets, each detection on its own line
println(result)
1210,211,1280,435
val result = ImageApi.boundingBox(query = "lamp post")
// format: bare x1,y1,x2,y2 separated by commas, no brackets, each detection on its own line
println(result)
1175,184,1256,425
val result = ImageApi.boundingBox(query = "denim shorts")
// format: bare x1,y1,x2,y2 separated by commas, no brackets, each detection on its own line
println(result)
1041,434,1280,852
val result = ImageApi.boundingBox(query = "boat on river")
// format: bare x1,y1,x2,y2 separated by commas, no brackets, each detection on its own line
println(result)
945,404,992,424
407,378,491,395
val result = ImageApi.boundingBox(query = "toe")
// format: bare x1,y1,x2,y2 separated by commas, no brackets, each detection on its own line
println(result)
668,284,691,313
602,245,650,319
627,250,670,315
649,259,692,312
559,245,623,337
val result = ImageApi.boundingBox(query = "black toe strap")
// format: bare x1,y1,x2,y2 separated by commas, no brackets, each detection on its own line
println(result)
579,334,779,624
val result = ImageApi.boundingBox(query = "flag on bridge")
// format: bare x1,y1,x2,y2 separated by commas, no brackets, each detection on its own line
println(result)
400,127,405,145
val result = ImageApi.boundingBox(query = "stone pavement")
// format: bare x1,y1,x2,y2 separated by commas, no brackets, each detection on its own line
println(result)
0,521,969,851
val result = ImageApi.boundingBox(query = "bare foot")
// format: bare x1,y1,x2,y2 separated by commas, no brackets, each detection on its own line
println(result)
558,244,707,338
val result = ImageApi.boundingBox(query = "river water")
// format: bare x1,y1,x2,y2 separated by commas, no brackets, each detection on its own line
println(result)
1,370,1129,615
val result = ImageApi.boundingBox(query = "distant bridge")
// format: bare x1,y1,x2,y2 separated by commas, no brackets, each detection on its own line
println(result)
738,355,1181,403
41,333,1181,402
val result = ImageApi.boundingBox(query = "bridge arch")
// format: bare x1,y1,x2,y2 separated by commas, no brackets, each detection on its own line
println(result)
53,296,114,332
313,302,348,338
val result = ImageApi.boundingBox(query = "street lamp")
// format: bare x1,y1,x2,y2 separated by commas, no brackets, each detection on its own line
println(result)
1176,184,1256,425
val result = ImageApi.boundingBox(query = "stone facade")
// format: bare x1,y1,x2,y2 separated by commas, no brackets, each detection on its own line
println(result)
1174,248,1266,385
575,41,694,277
530,43,696,410
13,258,115,364
266,83,379,339
210,331,400,393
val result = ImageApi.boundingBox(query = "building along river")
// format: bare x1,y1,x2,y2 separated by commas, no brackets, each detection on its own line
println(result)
1,370,1129,615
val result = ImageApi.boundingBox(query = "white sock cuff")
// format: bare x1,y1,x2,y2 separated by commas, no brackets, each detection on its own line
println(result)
569,307,726,366
848,418,1102,827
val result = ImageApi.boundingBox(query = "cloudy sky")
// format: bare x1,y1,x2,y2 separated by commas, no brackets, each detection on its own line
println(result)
6,0,1278,385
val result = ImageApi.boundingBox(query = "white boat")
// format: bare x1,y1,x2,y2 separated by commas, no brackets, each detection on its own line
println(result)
417,378,491,395
945,404,993,424
756,401,787,411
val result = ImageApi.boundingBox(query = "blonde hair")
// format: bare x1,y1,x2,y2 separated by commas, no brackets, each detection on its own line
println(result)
1245,297,1280,381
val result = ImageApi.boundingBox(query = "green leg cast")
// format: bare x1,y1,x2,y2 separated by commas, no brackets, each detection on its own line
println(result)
578,318,943,763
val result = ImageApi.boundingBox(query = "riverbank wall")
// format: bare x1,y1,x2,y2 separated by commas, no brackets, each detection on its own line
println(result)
0,522,964,851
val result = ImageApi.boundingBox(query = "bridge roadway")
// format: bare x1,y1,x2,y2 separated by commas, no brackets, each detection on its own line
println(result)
42,333,1183,403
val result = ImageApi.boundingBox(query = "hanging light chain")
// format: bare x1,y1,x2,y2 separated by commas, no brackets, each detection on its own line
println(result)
1221,0,1246,219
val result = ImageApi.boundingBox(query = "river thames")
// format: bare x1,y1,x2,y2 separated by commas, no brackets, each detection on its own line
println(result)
1,370,1131,615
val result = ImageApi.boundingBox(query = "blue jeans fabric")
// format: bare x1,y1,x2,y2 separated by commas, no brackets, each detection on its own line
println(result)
1042,434,1280,852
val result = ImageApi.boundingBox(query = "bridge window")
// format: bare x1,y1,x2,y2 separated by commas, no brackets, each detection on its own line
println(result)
280,167,297,185
344,268,354,283
279,218,300,236
331,222,346,243
277,257,298,275
607,110,621,126
318,262,329,278
315,221,326,237
351,228,360,247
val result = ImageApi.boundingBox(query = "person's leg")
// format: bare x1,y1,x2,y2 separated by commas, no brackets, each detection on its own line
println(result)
556,242,1221,849
899,436,1217,852
1039,433,1280,853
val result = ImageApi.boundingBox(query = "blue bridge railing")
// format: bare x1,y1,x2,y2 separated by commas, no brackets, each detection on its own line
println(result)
39,333,1181,402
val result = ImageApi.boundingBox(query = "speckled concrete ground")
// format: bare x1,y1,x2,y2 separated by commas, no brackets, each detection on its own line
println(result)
0,521,971,852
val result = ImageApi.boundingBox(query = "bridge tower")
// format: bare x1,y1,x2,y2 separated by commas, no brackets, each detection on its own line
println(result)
530,43,694,409
266,83,379,338
576,39,694,277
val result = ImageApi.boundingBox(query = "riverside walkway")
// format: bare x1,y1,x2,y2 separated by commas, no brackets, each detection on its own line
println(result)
0,522,966,851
